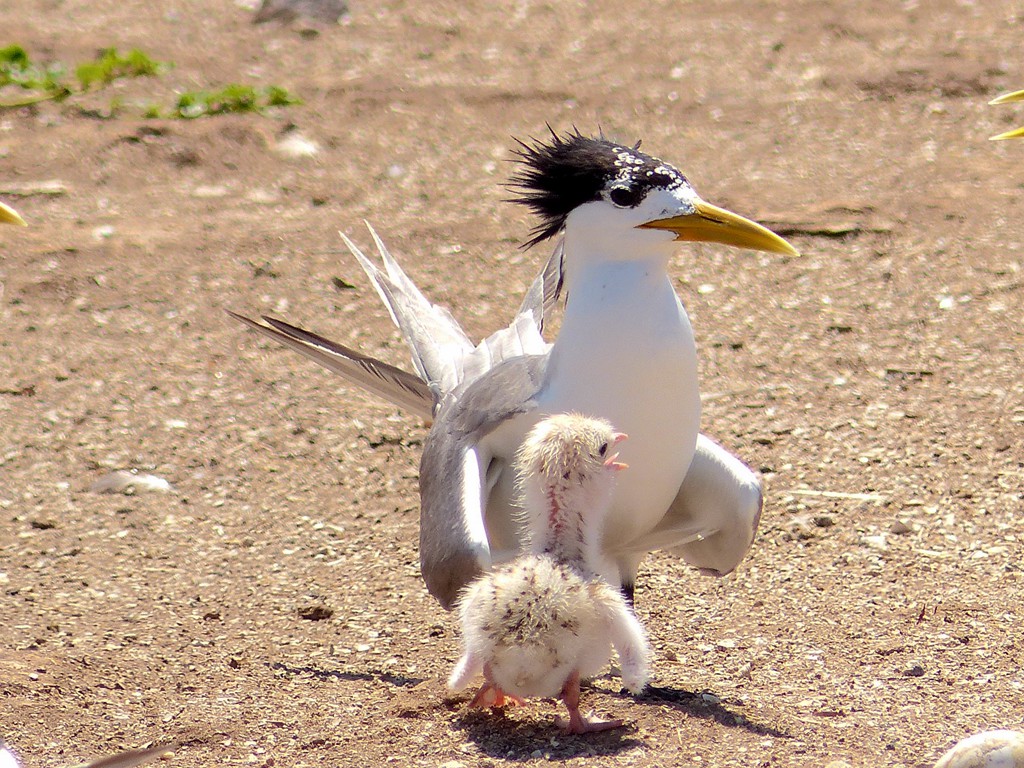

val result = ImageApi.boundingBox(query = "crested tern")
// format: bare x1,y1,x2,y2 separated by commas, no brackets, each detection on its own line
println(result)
232,130,799,609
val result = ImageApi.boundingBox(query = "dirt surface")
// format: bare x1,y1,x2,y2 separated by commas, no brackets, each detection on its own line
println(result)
2,1,1024,766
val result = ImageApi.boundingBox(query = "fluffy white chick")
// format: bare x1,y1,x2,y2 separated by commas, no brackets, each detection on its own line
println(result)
449,413,651,734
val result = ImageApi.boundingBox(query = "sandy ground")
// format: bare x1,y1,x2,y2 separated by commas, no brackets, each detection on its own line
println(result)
2,1,1023,766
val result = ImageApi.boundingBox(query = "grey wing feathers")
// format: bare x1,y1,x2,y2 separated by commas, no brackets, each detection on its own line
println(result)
228,311,434,419
342,226,475,396
343,223,550,400
664,434,762,576
444,353,548,433
420,353,549,608
233,225,556,610
418,429,487,610
514,235,563,331
612,434,762,576
538,235,565,315
458,290,549,393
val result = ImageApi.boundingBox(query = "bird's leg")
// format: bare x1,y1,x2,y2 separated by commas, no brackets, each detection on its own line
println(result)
468,684,525,708
468,664,524,709
554,669,624,734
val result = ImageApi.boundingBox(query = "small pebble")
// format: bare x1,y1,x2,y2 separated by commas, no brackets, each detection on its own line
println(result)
862,534,888,551
192,184,229,199
274,128,320,159
90,470,173,495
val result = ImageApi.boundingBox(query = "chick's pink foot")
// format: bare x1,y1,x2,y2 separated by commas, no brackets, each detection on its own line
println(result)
555,669,626,734
469,682,525,709
555,711,625,734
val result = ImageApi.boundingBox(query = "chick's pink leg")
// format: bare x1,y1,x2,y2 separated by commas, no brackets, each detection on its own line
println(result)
468,663,525,709
554,669,624,734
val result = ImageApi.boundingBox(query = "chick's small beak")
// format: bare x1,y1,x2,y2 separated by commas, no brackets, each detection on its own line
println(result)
604,452,628,471
638,199,798,256
605,432,628,470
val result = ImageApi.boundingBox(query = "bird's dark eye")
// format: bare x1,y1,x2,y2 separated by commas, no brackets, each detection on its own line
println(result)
598,442,608,456
609,186,642,208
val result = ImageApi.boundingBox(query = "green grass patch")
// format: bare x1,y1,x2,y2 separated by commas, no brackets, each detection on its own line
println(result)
0,45,299,118
149,84,302,119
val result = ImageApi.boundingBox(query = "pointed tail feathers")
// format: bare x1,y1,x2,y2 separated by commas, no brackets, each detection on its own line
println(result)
228,311,434,419
235,224,550,417
342,226,475,395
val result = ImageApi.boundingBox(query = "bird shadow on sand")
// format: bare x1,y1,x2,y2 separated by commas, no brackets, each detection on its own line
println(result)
450,705,644,761
266,661,424,689
449,677,787,760
637,684,789,738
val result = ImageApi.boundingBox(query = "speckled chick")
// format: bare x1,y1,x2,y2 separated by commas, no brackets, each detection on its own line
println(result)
933,730,1024,768
449,413,651,734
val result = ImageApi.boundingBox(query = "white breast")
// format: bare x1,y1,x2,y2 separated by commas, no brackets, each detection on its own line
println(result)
538,261,700,548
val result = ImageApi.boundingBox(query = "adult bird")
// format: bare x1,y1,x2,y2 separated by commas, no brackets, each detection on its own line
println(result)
990,89,1024,140
0,200,26,226
232,130,799,609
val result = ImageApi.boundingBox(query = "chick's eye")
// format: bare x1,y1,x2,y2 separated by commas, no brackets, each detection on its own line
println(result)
598,442,608,456
609,186,641,207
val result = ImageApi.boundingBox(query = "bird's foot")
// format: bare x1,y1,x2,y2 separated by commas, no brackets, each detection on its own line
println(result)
555,709,625,735
468,682,524,709
557,670,624,734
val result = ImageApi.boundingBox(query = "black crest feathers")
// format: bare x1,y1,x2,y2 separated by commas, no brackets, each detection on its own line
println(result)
508,128,689,248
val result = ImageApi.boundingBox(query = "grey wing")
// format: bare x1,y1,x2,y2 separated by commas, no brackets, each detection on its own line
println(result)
419,354,548,609
514,235,564,333
621,433,762,575
228,311,434,419
460,288,550,394
538,235,565,316
342,226,475,396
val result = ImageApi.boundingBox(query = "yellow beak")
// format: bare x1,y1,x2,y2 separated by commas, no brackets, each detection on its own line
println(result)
0,200,26,226
991,126,1024,141
638,199,799,256
989,89,1024,106
989,89,1024,141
